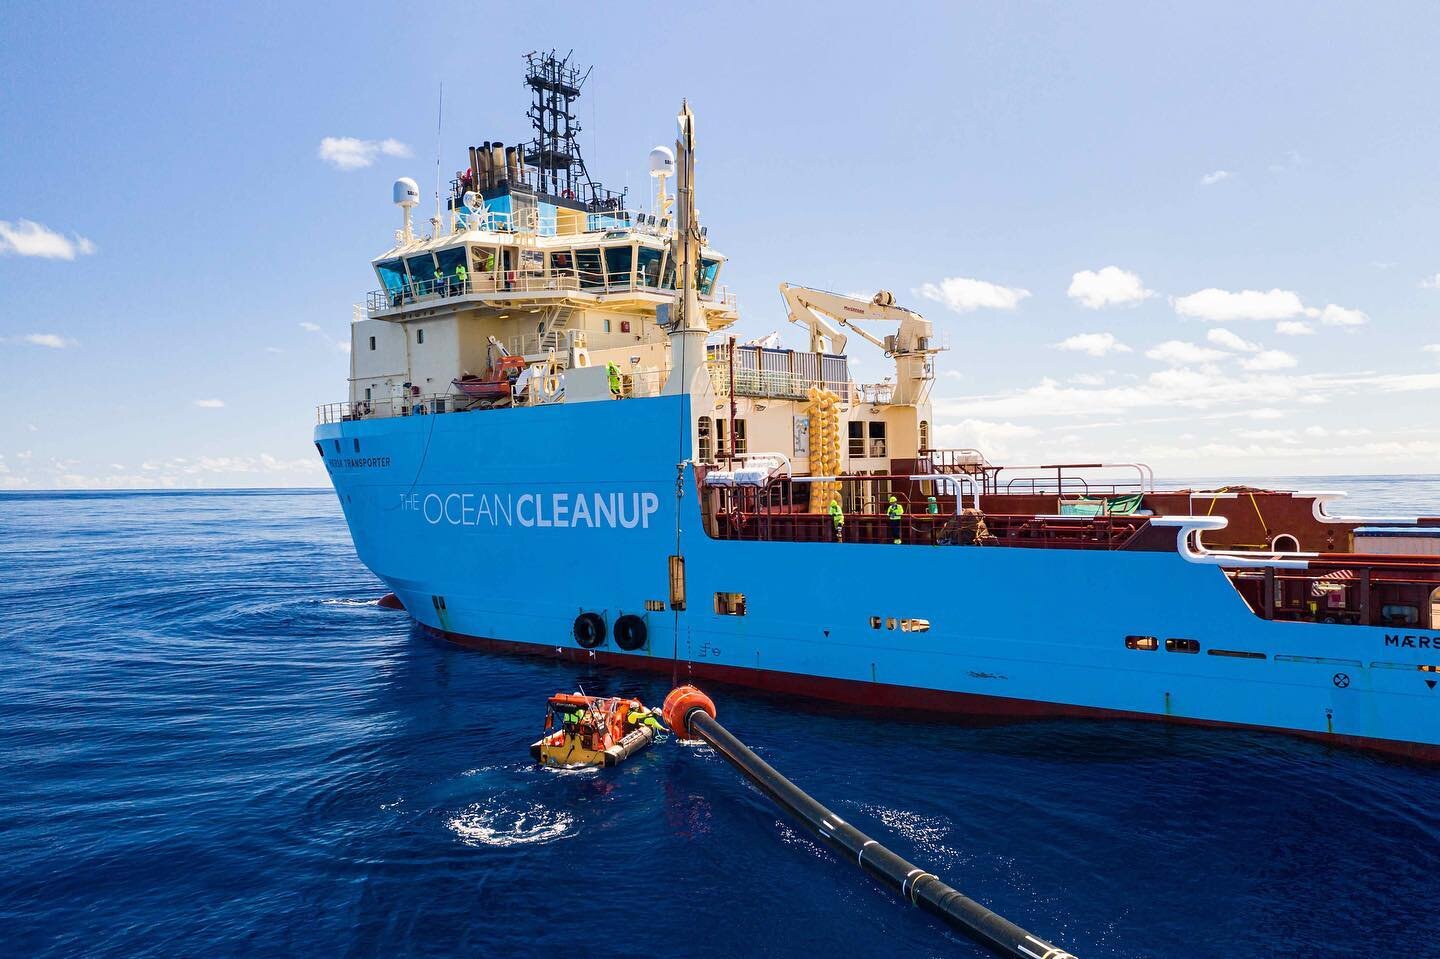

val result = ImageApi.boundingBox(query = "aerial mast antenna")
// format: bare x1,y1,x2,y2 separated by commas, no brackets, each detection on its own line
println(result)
432,82,444,237
522,51,622,210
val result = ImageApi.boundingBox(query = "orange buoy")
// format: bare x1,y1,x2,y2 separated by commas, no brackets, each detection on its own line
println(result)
661,685,716,737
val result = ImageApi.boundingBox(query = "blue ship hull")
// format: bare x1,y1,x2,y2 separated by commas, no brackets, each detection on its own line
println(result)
317,396,1440,760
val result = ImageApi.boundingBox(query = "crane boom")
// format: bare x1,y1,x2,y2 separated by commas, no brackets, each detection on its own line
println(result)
779,283,941,406
779,284,933,356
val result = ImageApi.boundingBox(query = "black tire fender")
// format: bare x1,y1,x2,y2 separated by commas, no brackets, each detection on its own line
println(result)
613,613,647,651
573,612,606,649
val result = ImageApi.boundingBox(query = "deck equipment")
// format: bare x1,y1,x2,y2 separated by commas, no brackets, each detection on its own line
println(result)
661,685,1077,959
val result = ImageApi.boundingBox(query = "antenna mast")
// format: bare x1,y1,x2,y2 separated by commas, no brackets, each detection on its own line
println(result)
522,51,624,210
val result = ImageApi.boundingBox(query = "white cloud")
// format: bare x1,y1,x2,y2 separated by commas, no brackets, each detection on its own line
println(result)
1053,332,1131,357
0,219,96,259
933,418,1037,460
1205,328,1261,353
19,333,75,349
1420,274,1440,289
1275,320,1314,336
317,136,413,170
299,321,349,353
1200,170,1231,186
938,364,1440,425
264,346,284,354
1239,349,1298,371
1066,266,1152,309
1319,304,1367,327
193,399,226,408
1069,372,1106,386
1172,288,1309,323
1145,340,1227,365
916,277,1030,313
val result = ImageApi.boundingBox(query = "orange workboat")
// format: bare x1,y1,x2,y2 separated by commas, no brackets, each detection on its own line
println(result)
530,692,663,768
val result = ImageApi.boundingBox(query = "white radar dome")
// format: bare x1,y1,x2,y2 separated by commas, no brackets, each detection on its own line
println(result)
648,146,675,177
392,177,420,208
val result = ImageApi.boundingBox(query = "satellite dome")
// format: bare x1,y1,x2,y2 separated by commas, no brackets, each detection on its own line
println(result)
648,146,674,177
392,177,420,208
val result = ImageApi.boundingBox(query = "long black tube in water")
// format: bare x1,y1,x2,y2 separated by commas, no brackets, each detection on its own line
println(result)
661,686,1077,959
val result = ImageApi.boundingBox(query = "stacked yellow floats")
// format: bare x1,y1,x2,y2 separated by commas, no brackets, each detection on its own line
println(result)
805,386,842,511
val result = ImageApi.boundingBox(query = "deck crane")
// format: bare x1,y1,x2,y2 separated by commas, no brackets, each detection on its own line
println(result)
779,284,942,405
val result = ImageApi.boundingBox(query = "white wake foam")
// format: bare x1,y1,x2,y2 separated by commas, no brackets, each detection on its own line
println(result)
447,803,575,847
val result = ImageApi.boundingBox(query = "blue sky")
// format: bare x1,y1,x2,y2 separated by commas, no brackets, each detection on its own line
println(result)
4,1,1440,488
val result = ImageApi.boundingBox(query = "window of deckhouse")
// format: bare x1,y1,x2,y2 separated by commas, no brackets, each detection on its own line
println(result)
435,247,467,284
405,254,437,293
575,249,604,289
604,246,634,289
637,247,663,288
848,421,865,457
376,259,406,297
698,417,714,461
699,257,721,295
550,250,575,278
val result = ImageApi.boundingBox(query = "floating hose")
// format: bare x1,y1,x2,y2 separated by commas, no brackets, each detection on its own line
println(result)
662,685,1077,959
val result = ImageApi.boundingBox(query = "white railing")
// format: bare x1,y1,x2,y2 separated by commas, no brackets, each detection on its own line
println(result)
366,268,732,315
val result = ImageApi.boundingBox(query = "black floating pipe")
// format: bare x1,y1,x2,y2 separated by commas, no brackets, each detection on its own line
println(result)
661,686,1077,959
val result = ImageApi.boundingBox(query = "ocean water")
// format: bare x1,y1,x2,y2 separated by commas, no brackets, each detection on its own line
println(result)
2,478,1438,959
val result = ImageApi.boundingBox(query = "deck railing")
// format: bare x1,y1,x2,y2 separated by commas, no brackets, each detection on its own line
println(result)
316,368,673,423
366,270,734,315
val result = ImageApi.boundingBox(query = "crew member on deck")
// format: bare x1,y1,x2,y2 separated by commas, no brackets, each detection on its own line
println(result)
607,362,622,398
828,498,844,543
926,495,939,515
455,262,468,291
887,495,904,544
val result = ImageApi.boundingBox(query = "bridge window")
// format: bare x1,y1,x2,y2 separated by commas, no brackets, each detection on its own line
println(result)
1125,635,1159,650
699,256,720,295
549,250,574,276
714,592,746,616
405,254,436,292
435,247,467,283
376,259,407,296
472,246,498,276
604,245,634,288
637,247,663,288
575,248,603,289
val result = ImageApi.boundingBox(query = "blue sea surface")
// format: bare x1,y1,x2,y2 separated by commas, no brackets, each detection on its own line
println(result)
2,478,1439,958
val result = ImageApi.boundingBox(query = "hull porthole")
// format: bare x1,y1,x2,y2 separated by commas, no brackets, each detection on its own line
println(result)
573,612,606,649
613,614,648,651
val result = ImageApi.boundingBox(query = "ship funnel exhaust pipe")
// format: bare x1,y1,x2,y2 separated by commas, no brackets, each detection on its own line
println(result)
661,686,1077,959
491,143,506,186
